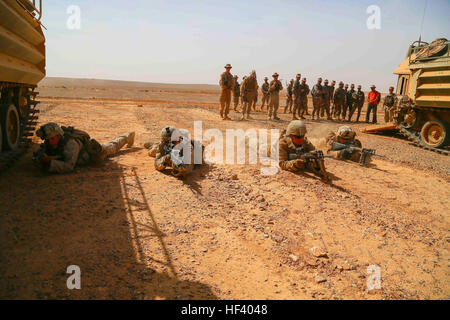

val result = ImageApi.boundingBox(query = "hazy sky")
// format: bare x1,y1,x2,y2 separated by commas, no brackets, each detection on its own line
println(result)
43,0,449,91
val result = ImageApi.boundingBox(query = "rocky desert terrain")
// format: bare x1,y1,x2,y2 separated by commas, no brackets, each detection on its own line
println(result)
0,77,449,300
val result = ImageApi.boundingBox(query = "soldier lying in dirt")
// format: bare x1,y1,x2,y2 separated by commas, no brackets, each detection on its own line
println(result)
33,122,135,173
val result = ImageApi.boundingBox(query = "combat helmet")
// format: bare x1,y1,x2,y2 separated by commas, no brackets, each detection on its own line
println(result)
337,125,356,141
286,120,307,137
36,122,64,140
161,126,176,142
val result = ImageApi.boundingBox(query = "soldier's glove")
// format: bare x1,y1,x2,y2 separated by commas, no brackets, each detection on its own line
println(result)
293,159,305,169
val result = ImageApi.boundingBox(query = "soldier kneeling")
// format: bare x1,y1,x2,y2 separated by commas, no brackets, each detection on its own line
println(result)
326,125,368,164
33,122,135,173
278,120,329,180
146,126,203,178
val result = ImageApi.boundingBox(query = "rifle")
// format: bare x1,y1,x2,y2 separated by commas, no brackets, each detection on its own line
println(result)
32,145,63,170
288,149,332,181
331,142,385,165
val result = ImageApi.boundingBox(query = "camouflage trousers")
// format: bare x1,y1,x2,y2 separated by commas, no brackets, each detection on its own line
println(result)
261,93,269,110
384,106,396,123
284,95,293,113
320,99,331,118
100,133,133,160
348,102,363,121
333,101,345,118
342,102,352,119
242,92,257,116
312,97,324,119
220,89,232,118
268,92,280,118
293,96,308,118
233,95,240,110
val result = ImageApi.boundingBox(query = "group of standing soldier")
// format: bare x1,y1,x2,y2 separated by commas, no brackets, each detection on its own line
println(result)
220,64,398,125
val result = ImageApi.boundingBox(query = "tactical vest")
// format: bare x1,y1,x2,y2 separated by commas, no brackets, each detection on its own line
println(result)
385,94,396,107
61,126,103,164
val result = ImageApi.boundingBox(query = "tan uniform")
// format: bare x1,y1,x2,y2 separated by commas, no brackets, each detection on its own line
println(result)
261,82,270,110
284,82,294,113
278,133,316,171
325,132,362,162
233,81,240,111
311,84,325,119
293,81,310,118
219,72,234,118
48,133,131,173
268,80,283,119
241,76,258,116
321,85,332,118
383,93,398,123
333,88,346,119
150,140,195,175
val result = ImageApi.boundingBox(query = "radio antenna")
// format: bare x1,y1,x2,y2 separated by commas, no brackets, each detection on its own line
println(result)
418,0,428,45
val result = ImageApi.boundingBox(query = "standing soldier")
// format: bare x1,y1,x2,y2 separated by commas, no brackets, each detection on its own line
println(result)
311,78,325,120
240,70,258,120
284,79,294,114
33,123,135,173
233,75,240,112
366,85,381,124
268,72,283,120
219,64,234,120
292,74,301,120
321,79,332,120
348,85,365,122
383,86,398,123
297,77,310,120
333,82,346,120
329,80,336,116
240,76,247,108
261,77,270,111
344,84,355,121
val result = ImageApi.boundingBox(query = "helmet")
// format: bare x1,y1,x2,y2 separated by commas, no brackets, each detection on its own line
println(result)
36,122,64,140
286,120,307,137
161,126,176,141
337,126,356,141
272,72,279,77
264,77,268,80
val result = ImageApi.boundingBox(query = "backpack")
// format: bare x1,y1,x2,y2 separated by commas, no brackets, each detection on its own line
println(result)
61,126,103,163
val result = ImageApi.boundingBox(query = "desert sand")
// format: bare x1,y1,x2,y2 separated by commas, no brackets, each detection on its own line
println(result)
0,77,448,300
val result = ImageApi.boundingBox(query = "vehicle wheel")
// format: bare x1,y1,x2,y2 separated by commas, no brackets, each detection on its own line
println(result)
1,104,21,150
420,120,449,148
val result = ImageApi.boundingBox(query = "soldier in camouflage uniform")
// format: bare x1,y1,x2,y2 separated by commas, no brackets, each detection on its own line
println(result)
383,86,398,123
240,76,247,108
147,126,198,178
219,64,234,120
33,122,135,174
284,79,294,114
260,77,270,111
329,80,336,116
268,73,283,120
348,85,365,122
326,126,367,163
333,82,346,120
311,78,325,120
320,79,332,120
233,75,240,111
297,78,310,119
292,74,302,120
278,120,319,172
343,84,355,121
240,70,258,120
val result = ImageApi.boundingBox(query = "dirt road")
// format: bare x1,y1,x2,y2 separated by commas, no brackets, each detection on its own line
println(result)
1,81,449,299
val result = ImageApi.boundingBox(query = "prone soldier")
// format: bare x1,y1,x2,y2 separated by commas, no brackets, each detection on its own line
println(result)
278,120,329,180
33,122,135,173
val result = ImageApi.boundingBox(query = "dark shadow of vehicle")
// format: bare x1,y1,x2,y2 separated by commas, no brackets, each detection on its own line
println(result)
0,148,217,300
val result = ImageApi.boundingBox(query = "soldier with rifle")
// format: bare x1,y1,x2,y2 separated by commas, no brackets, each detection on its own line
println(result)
278,120,331,181
326,126,384,165
33,122,135,173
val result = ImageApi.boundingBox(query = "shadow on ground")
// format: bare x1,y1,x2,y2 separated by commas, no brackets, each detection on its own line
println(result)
0,148,217,300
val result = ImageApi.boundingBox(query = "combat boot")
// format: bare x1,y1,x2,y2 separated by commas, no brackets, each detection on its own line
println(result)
127,132,135,148
292,115,299,120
